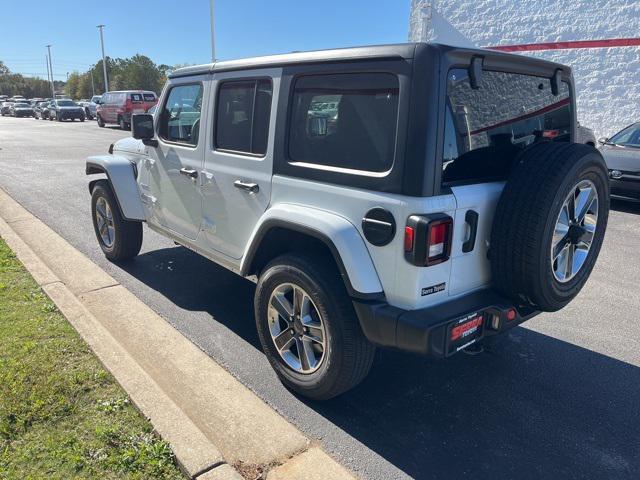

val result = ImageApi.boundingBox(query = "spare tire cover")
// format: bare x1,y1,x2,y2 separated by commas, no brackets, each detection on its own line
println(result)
490,142,609,312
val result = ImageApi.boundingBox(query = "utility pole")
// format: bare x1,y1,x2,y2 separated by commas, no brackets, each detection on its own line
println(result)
45,54,51,90
97,25,109,92
46,45,55,98
209,0,216,62
90,69,95,96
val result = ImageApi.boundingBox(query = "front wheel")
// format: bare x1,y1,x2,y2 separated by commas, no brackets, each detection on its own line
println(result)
97,115,105,127
255,253,375,400
91,181,143,261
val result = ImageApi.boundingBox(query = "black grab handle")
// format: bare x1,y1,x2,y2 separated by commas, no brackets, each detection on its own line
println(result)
462,210,479,253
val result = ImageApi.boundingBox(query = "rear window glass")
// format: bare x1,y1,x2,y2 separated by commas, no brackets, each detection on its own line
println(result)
130,93,143,102
442,68,571,185
143,93,156,101
288,73,399,173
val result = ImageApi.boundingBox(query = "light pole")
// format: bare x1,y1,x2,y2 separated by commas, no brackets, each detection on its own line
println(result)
209,0,216,62
97,24,109,92
46,45,55,98
90,69,95,96
45,54,51,89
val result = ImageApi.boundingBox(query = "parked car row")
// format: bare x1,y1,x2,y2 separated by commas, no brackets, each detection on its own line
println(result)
1,90,158,129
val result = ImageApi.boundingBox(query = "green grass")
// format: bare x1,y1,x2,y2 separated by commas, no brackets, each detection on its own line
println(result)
0,238,185,480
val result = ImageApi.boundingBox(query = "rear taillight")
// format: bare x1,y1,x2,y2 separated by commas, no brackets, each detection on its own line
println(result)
403,226,414,252
404,214,453,266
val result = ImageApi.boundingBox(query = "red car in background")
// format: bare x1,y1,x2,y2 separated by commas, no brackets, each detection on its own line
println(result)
96,90,157,130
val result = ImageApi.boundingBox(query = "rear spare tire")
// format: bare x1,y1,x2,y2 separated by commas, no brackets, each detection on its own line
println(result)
491,142,609,312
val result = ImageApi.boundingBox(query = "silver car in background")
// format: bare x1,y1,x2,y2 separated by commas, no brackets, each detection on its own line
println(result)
599,122,640,200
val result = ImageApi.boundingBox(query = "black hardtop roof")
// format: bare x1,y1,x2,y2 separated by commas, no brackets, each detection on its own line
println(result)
169,42,571,78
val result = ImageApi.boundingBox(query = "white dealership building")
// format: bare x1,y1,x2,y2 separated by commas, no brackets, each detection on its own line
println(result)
409,0,640,138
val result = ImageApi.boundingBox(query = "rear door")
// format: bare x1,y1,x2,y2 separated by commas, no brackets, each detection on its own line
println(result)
200,69,278,259
443,67,573,296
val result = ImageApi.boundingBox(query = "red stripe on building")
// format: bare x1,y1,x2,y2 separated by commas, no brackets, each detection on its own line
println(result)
469,97,570,136
488,38,640,52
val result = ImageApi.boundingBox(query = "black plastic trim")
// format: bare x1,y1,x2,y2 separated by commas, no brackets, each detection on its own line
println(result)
462,210,479,253
353,289,540,356
241,219,384,301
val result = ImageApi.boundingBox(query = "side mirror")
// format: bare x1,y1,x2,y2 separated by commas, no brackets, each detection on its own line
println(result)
598,137,609,145
132,114,158,147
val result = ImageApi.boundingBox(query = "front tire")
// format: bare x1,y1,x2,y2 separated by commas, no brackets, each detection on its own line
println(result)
97,115,105,127
255,253,375,400
91,181,143,261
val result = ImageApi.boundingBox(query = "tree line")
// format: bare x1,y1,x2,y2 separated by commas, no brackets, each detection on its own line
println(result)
1,54,174,99
65,54,172,99
0,61,63,98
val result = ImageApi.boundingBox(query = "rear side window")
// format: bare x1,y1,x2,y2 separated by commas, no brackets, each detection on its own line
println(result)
215,79,272,155
158,83,203,146
288,73,399,173
130,93,143,102
442,68,571,185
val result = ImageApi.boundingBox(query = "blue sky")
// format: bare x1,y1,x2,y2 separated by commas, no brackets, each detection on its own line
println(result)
0,0,410,79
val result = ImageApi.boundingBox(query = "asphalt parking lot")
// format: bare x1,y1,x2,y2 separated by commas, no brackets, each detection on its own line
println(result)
1,116,639,480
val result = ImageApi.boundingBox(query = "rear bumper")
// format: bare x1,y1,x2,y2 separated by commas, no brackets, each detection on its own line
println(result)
353,289,539,357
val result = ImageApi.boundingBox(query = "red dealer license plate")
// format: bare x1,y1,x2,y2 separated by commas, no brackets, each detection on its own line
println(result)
446,312,485,355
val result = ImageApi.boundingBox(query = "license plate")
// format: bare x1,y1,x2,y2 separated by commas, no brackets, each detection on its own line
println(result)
133,109,144,114
446,311,484,355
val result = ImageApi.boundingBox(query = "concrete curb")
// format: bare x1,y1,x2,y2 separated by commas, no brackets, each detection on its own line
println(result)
0,187,355,480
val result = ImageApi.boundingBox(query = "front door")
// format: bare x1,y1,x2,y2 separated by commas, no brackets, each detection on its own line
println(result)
201,69,279,259
148,80,208,240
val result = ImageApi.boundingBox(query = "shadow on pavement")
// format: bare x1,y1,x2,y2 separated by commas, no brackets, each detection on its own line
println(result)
121,246,640,480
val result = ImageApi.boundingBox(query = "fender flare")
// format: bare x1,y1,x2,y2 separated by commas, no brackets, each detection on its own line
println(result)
86,155,145,221
241,204,384,300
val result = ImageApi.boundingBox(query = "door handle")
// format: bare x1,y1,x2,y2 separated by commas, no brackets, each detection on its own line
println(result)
462,210,479,253
234,180,259,194
179,168,198,179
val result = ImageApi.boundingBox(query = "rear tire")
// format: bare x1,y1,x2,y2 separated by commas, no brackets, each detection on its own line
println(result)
97,115,105,127
91,181,143,261
491,142,609,311
255,253,375,400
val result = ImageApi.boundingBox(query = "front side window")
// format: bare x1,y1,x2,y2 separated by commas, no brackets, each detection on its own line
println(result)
215,79,272,155
158,83,203,146
442,68,571,185
289,73,399,173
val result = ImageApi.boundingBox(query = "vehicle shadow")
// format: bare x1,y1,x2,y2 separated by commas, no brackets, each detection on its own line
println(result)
118,245,261,347
611,197,640,215
120,246,640,480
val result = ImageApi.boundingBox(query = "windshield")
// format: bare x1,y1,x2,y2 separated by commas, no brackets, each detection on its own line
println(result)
608,123,640,147
15,103,30,107
57,100,76,107
442,68,571,185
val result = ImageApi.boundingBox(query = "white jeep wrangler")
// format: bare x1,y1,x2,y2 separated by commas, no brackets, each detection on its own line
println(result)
86,43,609,400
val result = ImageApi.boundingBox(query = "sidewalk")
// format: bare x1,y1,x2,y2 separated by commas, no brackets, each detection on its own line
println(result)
0,187,355,480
